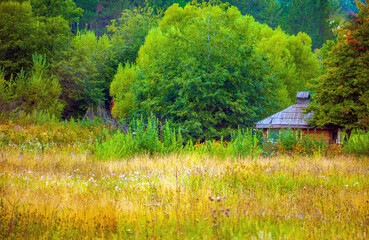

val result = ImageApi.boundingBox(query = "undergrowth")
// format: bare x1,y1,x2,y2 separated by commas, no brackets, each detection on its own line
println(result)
1,114,353,158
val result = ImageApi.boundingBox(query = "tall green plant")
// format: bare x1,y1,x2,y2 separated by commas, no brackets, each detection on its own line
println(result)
94,116,184,159
306,0,369,130
228,128,262,158
345,130,369,156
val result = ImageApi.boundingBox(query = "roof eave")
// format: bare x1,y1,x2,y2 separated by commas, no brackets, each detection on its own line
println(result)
255,124,315,129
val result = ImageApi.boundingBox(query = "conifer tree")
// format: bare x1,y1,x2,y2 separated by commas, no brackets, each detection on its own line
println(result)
306,0,369,129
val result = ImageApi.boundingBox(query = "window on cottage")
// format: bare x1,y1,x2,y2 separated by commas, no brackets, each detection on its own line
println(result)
268,129,280,142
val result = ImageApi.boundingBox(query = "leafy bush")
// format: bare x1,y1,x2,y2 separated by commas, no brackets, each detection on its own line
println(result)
299,131,328,155
190,138,229,159
278,128,299,152
345,130,369,156
273,128,329,155
0,68,12,107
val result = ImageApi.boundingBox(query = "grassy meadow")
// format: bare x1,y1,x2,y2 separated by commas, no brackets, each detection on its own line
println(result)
1,116,369,239
1,151,369,239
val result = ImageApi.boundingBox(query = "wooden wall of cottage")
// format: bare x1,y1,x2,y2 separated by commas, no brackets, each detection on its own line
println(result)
262,128,338,144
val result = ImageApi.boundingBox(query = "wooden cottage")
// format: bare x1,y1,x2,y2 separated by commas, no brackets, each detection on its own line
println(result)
255,92,341,144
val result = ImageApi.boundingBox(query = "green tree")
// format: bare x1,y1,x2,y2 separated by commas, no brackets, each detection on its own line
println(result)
257,27,320,108
7,54,64,117
74,0,147,35
228,0,283,29
0,68,13,112
146,0,191,9
33,16,72,64
52,31,112,118
306,0,369,130
279,0,339,49
0,0,73,79
108,5,160,64
110,63,137,119
112,2,279,140
0,1,36,77
30,0,83,25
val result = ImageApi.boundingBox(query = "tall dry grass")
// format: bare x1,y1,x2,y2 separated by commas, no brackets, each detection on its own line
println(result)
1,150,368,239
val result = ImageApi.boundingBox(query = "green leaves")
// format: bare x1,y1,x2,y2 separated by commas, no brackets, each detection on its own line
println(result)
306,1,369,130
110,63,137,119
279,0,339,49
31,0,83,25
0,1,35,76
111,2,280,141
2,54,65,117
257,29,320,109
108,5,160,64
52,31,113,117
0,0,73,79
109,2,321,141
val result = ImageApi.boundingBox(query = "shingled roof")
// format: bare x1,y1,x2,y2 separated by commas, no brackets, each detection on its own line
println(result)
255,92,314,129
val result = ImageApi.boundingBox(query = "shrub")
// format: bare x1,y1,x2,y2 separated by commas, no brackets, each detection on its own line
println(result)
278,128,299,153
299,130,328,155
275,128,329,155
345,130,369,156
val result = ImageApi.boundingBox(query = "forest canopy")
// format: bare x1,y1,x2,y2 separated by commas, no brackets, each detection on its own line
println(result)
110,2,320,140
1,0,367,140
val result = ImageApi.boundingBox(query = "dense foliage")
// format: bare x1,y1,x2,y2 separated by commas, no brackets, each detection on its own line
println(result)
0,1,35,76
0,0,367,143
110,2,319,140
306,0,369,130
0,0,75,78
51,31,113,117
131,3,277,140
108,5,160,64
74,0,352,49
0,54,64,117
278,0,339,49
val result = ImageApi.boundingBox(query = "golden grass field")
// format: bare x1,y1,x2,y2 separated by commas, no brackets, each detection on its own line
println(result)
1,150,368,239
